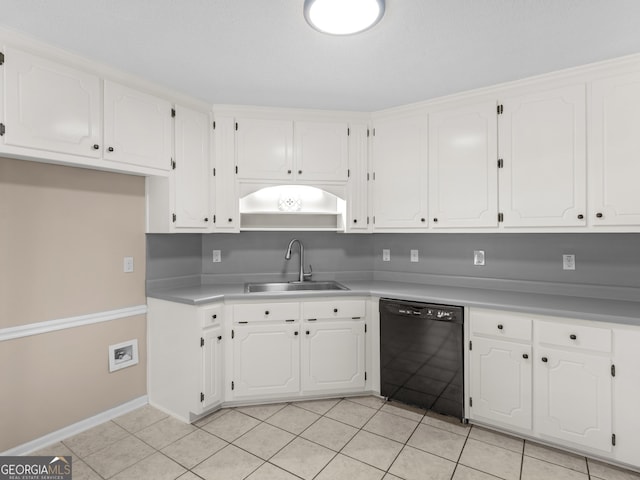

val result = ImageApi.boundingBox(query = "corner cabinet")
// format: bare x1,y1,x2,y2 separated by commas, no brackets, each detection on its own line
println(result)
2,47,102,158
371,111,429,231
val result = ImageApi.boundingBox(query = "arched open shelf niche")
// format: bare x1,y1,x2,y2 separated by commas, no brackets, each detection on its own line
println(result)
239,184,346,231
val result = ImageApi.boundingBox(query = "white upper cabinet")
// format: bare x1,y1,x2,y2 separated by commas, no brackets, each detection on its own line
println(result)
498,85,587,228
294,121,349,182
3,47,101,158
346,123,370,232
173,105,211,229
371,112,428,230
235,117,293,181
103,80,172,171
234,117,350,184
213,115,240,232
428,102,498,228
589,71,640,226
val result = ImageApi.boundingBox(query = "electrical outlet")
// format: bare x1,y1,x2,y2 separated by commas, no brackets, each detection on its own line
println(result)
382,249,391,262
212,250,221,263
410,249,419,262
563,254,576,270
123,256,134,273
473,250,485,266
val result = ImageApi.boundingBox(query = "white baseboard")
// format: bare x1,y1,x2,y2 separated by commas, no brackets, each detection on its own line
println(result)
2,395,148,456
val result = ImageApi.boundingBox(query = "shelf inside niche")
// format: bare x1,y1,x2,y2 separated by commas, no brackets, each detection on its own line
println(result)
240,212,344,231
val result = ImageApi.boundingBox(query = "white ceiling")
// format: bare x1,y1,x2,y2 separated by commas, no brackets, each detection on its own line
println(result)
1,0,640,111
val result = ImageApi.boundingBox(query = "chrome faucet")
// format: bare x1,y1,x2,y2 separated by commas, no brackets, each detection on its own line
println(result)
285,238,312,282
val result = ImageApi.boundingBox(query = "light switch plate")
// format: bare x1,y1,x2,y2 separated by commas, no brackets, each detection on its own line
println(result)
123,256,134,273
382,249,391,262
410,250,419,262
473,250,485,266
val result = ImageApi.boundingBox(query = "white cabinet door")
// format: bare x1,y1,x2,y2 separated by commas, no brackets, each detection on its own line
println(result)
429,102,498,228
534,347,612,452
499,85,587,227
202,325,223,410
371,112,428,230
3,47,101,158
294,121,349,182
212,116,239,232
469,337,532,430
174,106,211,229
235,118,293,181
301,320,365,393
232,323,300,398
590,72,640,226
346,123,370,232
103,80,172,171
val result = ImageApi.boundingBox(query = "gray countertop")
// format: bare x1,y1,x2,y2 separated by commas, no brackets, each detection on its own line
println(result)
147,280,640,326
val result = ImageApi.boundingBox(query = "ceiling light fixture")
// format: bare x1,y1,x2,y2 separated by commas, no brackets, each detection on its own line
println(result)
303,0,385,35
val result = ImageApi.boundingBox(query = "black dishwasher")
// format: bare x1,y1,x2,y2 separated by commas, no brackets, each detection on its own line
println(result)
380,298,464,420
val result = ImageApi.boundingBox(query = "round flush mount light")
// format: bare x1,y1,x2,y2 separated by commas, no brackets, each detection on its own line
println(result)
304,0,385,35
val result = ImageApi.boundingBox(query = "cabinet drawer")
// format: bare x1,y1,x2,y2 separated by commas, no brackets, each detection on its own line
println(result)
233,302,299,323
302,300,366,320
471,309,532,342
201,304,223,328
536,320,611,353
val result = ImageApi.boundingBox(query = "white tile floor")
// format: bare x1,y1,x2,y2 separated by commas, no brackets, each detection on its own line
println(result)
32,397,640,480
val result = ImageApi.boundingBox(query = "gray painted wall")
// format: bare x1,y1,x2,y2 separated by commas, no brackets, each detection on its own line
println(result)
147,232,640,289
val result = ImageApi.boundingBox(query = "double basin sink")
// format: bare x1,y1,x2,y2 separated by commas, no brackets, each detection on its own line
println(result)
244,280,349,293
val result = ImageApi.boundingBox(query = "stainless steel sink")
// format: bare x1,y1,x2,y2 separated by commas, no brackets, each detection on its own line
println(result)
244,281,349,293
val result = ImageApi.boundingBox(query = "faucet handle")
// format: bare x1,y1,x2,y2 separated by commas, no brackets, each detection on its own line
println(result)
303,264,313,280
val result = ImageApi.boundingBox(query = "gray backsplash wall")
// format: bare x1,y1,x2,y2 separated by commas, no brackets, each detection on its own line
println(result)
146,233,203,283
372,233,640,288
200,231,374,282
147,232,640,291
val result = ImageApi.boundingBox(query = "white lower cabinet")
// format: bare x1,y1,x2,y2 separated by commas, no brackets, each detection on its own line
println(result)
228,297,369,402
147,299,224,422
470,337,532,430
469,308,637,467
301,319,366,393
534,346,612,452
201,325,223,410
469,309,533,432
232,322,300,398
